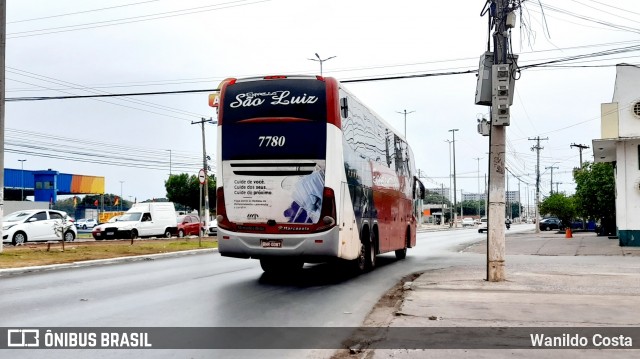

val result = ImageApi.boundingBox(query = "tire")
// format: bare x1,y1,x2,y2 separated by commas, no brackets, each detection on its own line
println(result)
163,229,172,239
178,229,185,238
130,229,138,240
64,231,76,242
365,238,376,270
12,232,27,246
82,225,87,230
395,230,408,260
545,226,551,231
353,241,367,273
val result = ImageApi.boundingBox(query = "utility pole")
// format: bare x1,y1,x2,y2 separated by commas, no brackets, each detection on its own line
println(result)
192,117,216,229
526,183,529,221
474,157,482,217
545,165,559,194
484,0,520,282
19,159,26,200
529,136,548,233
449,129,459,227
441,183,445,225
555,182,562,194
396,109,415,139
570,143,590,167
505,167,510,219
517,179,521,222
0,0,6,253
119,181,124,211
484,173,487,217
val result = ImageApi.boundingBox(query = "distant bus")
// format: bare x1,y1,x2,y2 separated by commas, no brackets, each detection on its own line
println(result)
215,75,425,274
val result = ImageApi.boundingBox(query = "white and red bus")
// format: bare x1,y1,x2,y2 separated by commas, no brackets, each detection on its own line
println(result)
214,75,425,274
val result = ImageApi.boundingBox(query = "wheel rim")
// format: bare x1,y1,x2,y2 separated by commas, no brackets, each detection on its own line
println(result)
165,231,171,238
368,241,376,269
356,243,366,271
64,232,75,242
178,230,184,238
14,233,26,245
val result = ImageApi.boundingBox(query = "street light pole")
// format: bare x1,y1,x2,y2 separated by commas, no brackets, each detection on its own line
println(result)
449,129,459,226
192,117,216,229
396,109,415,139
474,157,481,217
445,139,453,226
119,181,124,211
18,159,26,200
307,53,335,76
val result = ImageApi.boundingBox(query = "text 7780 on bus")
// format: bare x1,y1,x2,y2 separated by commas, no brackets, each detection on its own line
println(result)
213,75,425,274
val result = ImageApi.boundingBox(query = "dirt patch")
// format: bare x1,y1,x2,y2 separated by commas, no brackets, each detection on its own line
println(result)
329,272,423,359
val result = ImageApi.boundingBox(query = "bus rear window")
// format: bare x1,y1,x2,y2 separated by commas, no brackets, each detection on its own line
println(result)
222,79,327,124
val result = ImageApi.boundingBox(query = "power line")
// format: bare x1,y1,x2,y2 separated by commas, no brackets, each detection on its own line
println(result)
7,0,270,39
7,66,206,118
7,42,639,102
8,0,163,24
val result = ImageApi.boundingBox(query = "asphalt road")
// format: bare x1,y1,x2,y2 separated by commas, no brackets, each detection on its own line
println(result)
0,225,534,358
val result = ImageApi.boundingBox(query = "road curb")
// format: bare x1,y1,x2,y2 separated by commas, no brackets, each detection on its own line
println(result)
0,248,218,276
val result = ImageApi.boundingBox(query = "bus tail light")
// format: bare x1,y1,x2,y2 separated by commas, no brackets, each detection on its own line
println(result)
313,187,336,232
216,187,229,230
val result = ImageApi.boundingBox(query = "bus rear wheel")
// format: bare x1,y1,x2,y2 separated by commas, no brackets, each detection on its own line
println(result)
395,229,409,260
353,237,375,273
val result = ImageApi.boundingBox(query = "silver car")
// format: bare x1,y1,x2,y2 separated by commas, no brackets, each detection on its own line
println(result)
2,209,77,245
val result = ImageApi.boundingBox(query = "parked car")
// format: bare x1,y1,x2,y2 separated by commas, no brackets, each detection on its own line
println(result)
539,217,564,231
2,209,77,245
75,218,98,229
176,214,203,237
462,217,475,227
478,217,488,233
208,218,218,236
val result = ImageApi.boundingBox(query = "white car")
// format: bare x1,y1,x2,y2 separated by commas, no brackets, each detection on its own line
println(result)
208,218,218,236
478,217,488,233
76,218,98,229
462,217,475,227
2,209,77,245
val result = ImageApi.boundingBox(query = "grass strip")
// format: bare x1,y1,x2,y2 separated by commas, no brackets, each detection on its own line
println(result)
0,238,217,269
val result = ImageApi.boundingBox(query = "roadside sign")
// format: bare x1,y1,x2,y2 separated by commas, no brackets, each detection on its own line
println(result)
198,169,206,184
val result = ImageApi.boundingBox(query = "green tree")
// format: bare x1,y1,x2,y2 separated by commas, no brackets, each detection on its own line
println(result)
165,173,217,213
539,192,576,225
424,190,451,207
572,162,615,223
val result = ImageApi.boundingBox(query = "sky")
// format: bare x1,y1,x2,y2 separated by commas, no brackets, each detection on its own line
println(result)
4,0,640,205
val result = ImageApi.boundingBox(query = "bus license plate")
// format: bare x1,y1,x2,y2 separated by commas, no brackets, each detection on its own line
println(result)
261,239,282,248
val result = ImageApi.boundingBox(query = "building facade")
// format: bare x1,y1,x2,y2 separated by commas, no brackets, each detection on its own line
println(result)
593,64,640,246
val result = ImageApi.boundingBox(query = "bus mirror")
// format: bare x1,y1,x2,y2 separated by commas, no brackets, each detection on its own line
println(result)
415,177,426,200
340,97,348,118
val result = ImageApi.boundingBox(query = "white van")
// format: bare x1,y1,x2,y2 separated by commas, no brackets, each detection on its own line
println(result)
93,202,177,240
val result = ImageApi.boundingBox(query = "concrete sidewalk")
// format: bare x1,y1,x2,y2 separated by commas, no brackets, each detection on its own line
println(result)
336,229,640,358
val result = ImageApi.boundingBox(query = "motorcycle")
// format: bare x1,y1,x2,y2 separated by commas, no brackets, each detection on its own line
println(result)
505,220,511,230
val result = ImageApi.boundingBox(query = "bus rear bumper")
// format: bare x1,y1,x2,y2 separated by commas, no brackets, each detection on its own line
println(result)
217,226,341,262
